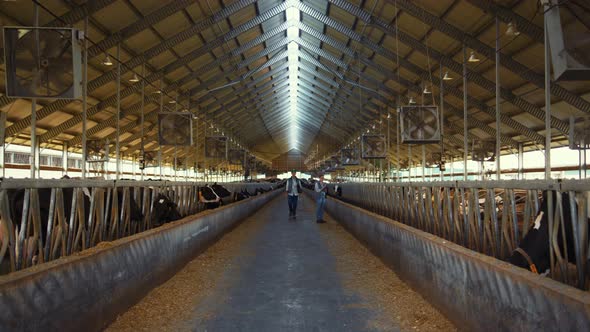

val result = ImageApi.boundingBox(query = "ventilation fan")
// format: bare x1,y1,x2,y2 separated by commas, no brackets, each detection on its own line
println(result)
139,150,158,170
330,155,345,170
4,27,83,99
544,1,590,80
175,157,186,170
228,149,245,165
400,106,440,144
341,148,360,165
472,140,496,162
361,135,387,159
158,113,193,146
397,159,410,171
569,116,590,149
425,152,442,168
85,139,109,162
204,136,227,159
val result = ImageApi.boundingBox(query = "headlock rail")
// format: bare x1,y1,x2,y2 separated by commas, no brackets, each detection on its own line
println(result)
0,179,274,274
330,179,590,290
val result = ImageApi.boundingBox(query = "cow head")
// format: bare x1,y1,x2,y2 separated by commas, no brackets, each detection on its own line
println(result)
152,194,181,227
508,191,576,274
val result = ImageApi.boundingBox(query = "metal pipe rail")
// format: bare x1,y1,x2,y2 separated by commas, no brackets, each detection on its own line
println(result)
331,179,590,290
0,179,275,274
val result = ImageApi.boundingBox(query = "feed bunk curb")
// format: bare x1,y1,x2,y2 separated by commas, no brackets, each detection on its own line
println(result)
0,189,281,332
323,195,590,331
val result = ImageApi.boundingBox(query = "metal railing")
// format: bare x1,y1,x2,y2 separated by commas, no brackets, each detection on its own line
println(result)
0,179,274,274
332,180,590,290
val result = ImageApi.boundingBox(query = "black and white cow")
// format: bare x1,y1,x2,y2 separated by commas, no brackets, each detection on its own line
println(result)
151,193,182,227
508,191,586,276
211,183,231,199
199,186,222,210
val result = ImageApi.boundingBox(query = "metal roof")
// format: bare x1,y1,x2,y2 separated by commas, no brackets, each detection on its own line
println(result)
0,0,589,168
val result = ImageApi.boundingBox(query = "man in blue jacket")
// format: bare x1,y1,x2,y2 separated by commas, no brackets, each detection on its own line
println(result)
286,170,302,218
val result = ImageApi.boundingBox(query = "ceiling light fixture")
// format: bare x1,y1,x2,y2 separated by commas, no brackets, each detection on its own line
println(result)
423,85,431,94
443,71,453,81
505,22,520,36
102,53,113,66
129,73,140,82
408,97,416,104
168,100,176,104
468,51,480,63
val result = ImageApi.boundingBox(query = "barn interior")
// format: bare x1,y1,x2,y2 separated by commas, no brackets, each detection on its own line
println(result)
1,1,590,331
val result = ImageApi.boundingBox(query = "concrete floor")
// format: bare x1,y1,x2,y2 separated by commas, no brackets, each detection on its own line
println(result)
193,195,373,331
108,194,454,332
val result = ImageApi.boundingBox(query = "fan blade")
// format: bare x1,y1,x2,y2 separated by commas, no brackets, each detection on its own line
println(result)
423,125,437,137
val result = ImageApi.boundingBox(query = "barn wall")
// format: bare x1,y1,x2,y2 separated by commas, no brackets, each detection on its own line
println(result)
0,189,281,332
316,192,590,331
271,149,307,172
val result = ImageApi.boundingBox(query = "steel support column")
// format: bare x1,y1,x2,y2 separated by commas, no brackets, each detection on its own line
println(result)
544,5,552,181
0,111,5,179
140,63,145,181
518,143,524,180
439,63,445,181
495,17,502,181
116,43,121,180
463,46,468,181
81,16,88,179
62,142,68,176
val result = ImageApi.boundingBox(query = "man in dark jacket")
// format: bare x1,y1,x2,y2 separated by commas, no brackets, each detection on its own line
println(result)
286,170,302,218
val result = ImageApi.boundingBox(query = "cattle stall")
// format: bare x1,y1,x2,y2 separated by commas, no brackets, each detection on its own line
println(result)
0,187,280,332
0,179,275,274
313,189,590,331
329,180,590,291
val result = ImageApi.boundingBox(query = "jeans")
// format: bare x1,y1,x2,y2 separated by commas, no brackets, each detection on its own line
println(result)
288,194,299,215
316,192,326,220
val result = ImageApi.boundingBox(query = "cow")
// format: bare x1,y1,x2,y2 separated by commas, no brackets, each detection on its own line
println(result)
508,191,586,278
151,193,182,227
211,183,231,198
199,186,222,210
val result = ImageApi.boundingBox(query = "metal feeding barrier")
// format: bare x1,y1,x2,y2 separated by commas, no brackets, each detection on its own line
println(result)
0,179,274,274
333,179,590,290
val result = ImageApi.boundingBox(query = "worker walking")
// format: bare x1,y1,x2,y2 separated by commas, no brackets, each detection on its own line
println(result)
315,175,328,223
286,170,302,219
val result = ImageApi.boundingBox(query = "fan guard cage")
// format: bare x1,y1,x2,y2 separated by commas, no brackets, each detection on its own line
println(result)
400,106,441,144
341,148,360,165
471,140,496,162
158,112,193,146
3,27,82,99
569,116,590,150
228,149,245,165
175,158,186,171
425,152,442,168
85,139,109,163
204,136,228,159
139,151,159,169
396,160,410,171
361,135,387,159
